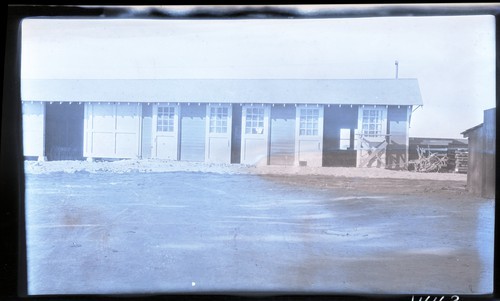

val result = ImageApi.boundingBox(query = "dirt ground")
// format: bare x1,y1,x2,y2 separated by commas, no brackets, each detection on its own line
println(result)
24,159,470,199
23,160,494,296
261,174,467,196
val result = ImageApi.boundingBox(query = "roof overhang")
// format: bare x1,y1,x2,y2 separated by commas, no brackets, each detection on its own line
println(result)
21,78,423,106
461,123,484,138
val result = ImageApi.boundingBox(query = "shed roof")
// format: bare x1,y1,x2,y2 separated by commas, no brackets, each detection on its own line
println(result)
409,137,468,146
461,123,483,137
21,78,423,105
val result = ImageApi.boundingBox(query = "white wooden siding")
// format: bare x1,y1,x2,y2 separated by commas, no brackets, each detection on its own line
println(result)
22,102,45,158
180,104,206,162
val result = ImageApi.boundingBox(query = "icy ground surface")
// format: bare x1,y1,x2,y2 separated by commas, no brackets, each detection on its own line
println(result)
24,171,493,295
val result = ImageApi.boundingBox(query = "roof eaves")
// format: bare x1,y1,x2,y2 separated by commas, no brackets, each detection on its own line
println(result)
461,123,483,137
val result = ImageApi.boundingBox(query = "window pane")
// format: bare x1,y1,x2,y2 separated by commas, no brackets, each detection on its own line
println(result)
361,109,385,137
299,108,319,136
245,106,265,135
157,106,175,132
209,107,229,133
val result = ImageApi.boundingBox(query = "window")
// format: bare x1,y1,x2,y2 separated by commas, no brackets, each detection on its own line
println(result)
245,107,265,134
361,109,384,137
157,106,175,132
339,128,351,150
209,107,228,133
299,108,319,136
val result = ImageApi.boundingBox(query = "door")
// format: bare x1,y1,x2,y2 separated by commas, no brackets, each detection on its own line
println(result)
269,105,295,165
241,105,270,165
45,103,84,160
295,105,324,167
205,104,232,163
84,103,142,159
152,104,179,160
180,104,206,162
356,106,388,168
230,106,242,164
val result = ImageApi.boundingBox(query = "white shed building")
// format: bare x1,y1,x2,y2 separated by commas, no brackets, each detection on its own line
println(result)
21,78,422,168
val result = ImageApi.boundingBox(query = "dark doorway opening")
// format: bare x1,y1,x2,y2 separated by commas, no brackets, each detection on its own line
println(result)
45,103,84,161
231,106,242,164
322,106,357,167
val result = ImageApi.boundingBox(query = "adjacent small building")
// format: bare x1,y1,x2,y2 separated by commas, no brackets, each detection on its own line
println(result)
21,78,423,168
461,108,496,198
408,137,468,172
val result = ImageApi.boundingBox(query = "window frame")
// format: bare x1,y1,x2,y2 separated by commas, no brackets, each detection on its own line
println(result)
357,106,388,139
208,106,229,134
205,104,232,137
298,107,321,136
244,106,266,135
156,105,176,133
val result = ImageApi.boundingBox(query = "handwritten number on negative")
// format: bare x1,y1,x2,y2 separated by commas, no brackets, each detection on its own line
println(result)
411,296,459,301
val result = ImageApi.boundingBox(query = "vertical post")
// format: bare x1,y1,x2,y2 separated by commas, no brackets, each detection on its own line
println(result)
38,102,47,161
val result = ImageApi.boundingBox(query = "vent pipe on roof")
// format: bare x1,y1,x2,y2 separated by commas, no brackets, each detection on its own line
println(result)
395,60,399,79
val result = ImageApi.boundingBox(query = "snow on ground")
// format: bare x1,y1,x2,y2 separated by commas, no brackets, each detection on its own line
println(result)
24,159,248,175
24,159,467,181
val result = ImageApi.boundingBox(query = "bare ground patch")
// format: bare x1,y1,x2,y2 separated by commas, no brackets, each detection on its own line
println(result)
259,174,469,196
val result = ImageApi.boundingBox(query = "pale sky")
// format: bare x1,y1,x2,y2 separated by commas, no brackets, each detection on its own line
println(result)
21,15,495,138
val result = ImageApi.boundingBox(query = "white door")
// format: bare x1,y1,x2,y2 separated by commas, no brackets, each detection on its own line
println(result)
295,105,324,167
241,105,270,165
84,103,142,159
205,104,232,163
152,104,179,160
356,106,388,167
